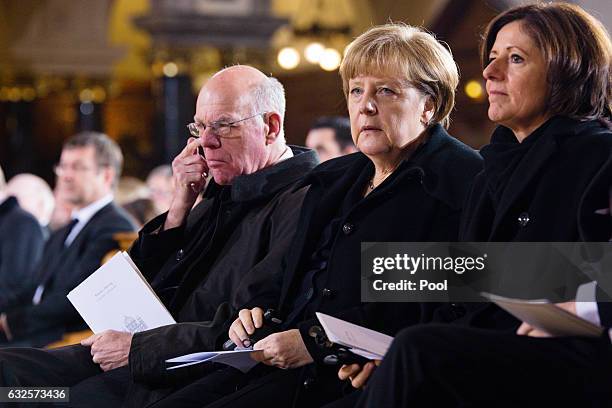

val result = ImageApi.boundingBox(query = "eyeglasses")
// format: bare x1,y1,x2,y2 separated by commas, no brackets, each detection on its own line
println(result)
186,112,266,138
53,163,99,175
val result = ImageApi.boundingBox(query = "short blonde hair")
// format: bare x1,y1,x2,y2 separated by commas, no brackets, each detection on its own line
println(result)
340,23,459,128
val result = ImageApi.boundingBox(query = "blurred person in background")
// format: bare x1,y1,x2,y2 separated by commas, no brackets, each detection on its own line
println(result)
115,176,156,227
305,116,357,162
6,173,55,238
146,164,174,215
0,132,135,347
0,166,45,310
48,183,75,232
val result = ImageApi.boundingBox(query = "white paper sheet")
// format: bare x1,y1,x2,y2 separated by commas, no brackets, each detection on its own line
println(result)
67,251,176,334
316,312,394,359
166,349,260,373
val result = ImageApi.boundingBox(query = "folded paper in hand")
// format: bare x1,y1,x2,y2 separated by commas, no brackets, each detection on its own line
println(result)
67,251,176,334
316,312,394,360
166,349,260,373
481,292,603,337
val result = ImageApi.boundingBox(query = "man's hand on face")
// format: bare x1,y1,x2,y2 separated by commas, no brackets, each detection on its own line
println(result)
165,138,208,230
252,329,314,369
81,330,133,372
338,360,381,389
517,301,577,337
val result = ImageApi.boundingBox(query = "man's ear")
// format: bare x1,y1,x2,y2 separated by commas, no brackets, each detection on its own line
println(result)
264,112,282,145
102,166,115,189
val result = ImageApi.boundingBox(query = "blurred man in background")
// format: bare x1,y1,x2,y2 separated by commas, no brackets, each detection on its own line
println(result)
0,132,136,347
6,173,55,237
146,164,174,215
305,116,356,162
0,166,45,309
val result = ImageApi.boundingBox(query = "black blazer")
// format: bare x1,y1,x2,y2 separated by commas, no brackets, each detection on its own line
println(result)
0,197,45,304
2,202,136,345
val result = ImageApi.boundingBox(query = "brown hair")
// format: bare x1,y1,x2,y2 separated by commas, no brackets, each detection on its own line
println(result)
481,3,611,120
340,23,459,128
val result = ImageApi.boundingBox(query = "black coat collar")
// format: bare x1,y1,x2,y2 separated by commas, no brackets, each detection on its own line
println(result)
204,145,318,203
0,196,18,217
297,124,477,210
487,116,581,236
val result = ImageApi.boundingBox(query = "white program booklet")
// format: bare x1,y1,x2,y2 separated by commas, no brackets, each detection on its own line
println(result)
67,251,176,334
166,349,260,373
481,292,604,337
316,312,394,359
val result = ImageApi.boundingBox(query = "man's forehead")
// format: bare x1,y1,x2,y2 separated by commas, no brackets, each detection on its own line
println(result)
195,90,249,120
61,145,95,160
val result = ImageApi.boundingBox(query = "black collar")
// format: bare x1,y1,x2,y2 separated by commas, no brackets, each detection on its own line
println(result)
0,196,18,217
204,145,318,203
298,124,478,210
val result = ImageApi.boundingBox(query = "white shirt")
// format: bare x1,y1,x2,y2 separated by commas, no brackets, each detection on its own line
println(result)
64,194,114,247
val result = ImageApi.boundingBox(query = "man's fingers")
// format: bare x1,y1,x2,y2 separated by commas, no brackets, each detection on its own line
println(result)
250,350,266,362
252,307,264,329
239,309,256,335
80,334,97,347
178,138,202,158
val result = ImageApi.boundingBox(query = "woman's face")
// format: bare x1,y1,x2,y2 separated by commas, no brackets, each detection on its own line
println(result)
347,75,433,159
483,20,549,139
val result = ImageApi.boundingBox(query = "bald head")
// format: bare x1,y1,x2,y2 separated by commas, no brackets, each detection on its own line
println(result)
208,65,269,97
192,65,288,185
7,174,54,226
199,65,286,129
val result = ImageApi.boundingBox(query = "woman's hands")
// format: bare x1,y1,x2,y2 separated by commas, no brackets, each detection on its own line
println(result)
338,360,381,388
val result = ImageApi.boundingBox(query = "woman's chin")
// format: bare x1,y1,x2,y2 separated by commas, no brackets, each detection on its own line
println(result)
360,149,393,160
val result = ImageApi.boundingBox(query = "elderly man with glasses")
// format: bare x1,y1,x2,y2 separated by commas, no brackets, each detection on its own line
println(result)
0,65,318,406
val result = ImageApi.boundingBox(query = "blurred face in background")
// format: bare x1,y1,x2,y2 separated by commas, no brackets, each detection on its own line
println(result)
55,146,113,208
147,173,174,214
305,127,343,163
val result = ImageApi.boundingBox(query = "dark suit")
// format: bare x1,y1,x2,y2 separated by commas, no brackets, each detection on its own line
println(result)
0,201,135,346
0,197,45,307
355,117,612,407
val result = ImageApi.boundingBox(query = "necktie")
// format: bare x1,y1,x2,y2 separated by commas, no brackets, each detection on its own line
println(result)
62,218,79,247
32,218,79,305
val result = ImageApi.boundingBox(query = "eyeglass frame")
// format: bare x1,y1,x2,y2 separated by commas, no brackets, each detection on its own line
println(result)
53,162,107,176
186,112,267,138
